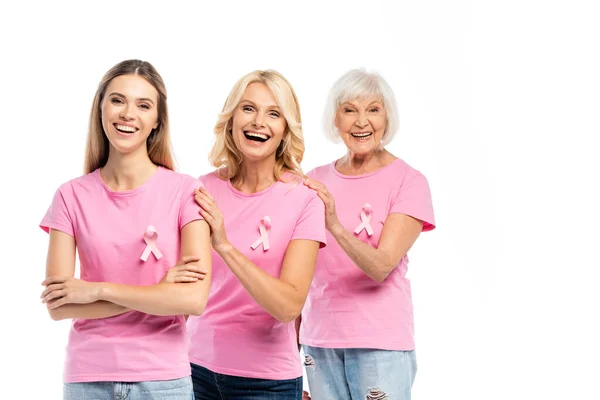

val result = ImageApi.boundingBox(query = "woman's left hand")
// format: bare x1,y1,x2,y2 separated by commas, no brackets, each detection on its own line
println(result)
304,178,343,234
41,277,101,309
194,187,230,252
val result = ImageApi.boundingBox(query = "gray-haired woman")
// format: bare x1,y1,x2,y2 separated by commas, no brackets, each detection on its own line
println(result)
298,69,436,400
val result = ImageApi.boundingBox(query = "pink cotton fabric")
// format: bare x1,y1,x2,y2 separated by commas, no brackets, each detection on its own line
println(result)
40,167,204,382
300,159,435,350
187,172,326,380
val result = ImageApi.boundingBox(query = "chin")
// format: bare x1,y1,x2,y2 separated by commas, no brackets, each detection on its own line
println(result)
240,149,274,162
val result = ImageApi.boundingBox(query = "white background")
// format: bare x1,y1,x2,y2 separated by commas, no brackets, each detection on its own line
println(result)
1,0,599,399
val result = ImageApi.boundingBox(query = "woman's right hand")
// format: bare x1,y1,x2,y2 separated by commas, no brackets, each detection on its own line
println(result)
160,255,207,283
302,391,311,400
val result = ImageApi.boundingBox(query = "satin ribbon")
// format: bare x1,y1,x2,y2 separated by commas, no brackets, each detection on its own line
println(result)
140,225,163,261
251,216,271,251
354,203,374,236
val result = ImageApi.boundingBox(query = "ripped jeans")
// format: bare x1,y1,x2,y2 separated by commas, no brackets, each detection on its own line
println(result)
302,345,416,400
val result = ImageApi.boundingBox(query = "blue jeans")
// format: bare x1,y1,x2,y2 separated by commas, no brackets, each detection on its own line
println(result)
63,377,194,399
190,363,302,400
302,345,417,400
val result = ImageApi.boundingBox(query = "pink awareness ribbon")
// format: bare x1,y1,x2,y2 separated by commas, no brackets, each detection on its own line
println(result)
354,203,374,236
251,216,271,251
140,225,163,261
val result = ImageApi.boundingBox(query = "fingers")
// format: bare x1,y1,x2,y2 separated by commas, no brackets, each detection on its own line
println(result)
174,276,200,283
195,195,214,214
305,179,329,195
47,296,69,310
199,207,216,226
316,190,329,203
40,283,65,299
42,289,67,304
41,276,67,286
198,187,215,202
178,271,206,281
179,255,201,265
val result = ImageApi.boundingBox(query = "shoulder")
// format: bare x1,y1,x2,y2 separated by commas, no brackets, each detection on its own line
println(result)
385,158,427,184
156,168,202,190
306,161,334,180
55,171,97,197
197,170,228,191
279,176,321,206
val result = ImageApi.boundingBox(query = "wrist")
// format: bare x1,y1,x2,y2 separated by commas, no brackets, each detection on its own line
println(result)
96,282,111,302
329,221,345,237
214,240,233,256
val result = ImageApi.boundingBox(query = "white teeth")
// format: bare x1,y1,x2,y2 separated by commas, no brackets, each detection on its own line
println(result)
246,132,268,140
115,124,136,133
351,132,372,138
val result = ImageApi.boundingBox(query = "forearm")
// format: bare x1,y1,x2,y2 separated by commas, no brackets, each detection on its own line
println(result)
217,243,304,323
330,225,398,282
98,282,205,316
48,301,129,321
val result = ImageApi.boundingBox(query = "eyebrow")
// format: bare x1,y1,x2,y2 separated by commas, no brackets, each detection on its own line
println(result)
341,101,383,109
108,92,156,106
240,99,280,110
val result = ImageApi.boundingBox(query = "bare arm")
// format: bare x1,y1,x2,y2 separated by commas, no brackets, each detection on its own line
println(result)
216,239,319,323
44,229,129,321
330,213,423,282
305,179,423,283
97,220,212,316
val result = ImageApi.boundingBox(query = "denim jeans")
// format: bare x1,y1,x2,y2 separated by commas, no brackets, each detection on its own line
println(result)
302,345,417,400
63,376,194,400
190,363,302,400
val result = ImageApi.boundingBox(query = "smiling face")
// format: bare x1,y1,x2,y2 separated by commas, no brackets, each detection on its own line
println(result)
335,97,387,155
230,82,287,162
100,74,159,157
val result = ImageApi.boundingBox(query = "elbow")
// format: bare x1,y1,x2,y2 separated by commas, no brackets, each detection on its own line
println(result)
370,253,404,283
187,304,206,317
370,264,396,283
277,313,299,324
277,314,299,324
275,304,303,323
48,308,66,321
186,296,208,317
370,272,389,283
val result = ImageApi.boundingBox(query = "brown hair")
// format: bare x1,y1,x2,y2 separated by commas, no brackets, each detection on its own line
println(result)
84,59,174,173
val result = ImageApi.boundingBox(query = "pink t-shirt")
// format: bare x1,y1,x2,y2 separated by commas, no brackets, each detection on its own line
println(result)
300,158,435,350
40,167,204,383
187,172,326,380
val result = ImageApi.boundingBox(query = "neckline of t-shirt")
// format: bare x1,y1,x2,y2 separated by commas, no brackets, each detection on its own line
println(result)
95,166,164,196
331,158,402,179
226,172,298,197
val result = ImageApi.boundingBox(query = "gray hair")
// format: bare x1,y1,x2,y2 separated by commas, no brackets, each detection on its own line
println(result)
323,69,399,147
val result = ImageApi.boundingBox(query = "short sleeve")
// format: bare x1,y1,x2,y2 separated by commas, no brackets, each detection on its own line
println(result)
291,194,327,247
390,171,436,232
179,178,205,229
40,185,75,236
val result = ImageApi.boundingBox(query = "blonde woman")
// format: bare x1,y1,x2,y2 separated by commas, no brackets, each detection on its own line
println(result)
40,59,212,399
169,70,326,399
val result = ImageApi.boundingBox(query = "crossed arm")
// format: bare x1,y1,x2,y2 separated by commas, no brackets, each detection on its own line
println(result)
42,220,212,320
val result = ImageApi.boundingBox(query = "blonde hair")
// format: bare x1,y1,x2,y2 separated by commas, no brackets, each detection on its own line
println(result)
323,68,399,147
209,70,304,181
84,59,174,174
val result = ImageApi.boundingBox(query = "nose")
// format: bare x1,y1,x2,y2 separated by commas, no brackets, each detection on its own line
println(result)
252,111,266,128
355,111,369,128
120,103,136,120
